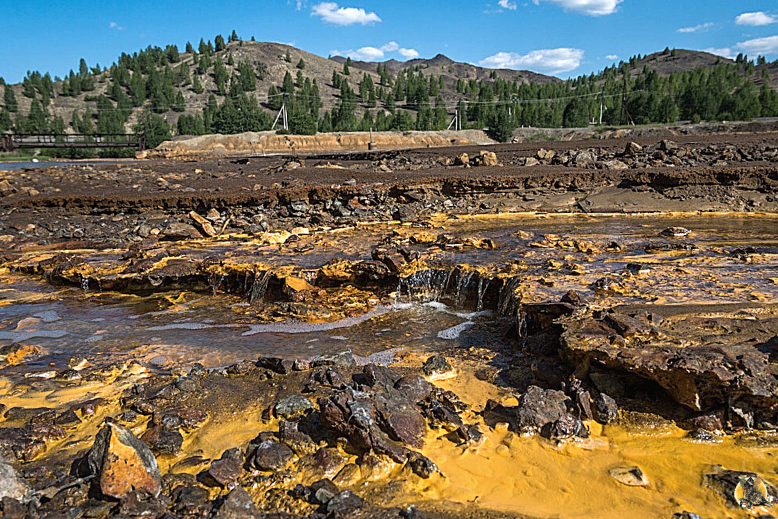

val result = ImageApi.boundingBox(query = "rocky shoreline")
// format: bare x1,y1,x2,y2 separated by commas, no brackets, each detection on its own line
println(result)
2,132,778,518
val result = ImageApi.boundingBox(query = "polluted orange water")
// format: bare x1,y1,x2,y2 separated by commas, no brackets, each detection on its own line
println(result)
2,213,778,518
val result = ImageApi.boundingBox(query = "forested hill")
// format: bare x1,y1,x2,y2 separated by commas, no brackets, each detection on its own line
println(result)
1,31,778,153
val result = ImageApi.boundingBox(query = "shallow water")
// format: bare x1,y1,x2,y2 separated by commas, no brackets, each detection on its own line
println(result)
3,213,778,518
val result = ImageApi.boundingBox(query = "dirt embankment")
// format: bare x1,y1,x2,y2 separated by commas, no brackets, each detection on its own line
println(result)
144,130,495,159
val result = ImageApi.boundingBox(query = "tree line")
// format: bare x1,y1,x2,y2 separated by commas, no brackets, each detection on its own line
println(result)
2,36,778,155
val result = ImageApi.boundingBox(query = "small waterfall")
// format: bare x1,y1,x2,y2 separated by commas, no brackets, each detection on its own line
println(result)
498,277,521,317
454,271,474,308
249,271,272,304
80,275,90,291
396,269,450,303
209,273,225,296
476,277,491,312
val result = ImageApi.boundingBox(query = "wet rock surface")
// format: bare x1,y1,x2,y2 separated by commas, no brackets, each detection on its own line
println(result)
2,132,778,519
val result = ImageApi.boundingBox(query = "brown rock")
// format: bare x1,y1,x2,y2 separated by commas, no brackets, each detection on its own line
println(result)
87,422,162,499
206,448,243,488
188,211,217,237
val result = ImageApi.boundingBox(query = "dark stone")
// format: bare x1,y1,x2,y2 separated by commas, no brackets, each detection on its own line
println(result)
521,302,575,335
422,355,453,377
516,386,569,434
140,426,184,455
686,429,722,443
177,408,209,432
278,420,318,456
172,485,211,517
206,448,243,488
679,410,725,432
326,491,364,515
362,364,402,388
249,440,293,472
542,414,589,440
394,376,434,403
408,453,439,479
592,393,619,425
275,396,316,420
428,403,462,431
214,486,261,519
257,356,294,375
311,351,356,369
574,389,593,420
377,397,426,448
704,468,777,508
309,478,339,505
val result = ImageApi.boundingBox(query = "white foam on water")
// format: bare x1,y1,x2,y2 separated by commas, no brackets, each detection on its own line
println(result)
330,336,349,341
437,321,475,340
146,322,246,331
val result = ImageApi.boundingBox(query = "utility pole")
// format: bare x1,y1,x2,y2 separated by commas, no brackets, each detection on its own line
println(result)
447,109,459,131
599,91,604,125
272,93,289,131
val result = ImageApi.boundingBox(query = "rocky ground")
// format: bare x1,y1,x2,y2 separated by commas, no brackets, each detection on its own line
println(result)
2,131,778,518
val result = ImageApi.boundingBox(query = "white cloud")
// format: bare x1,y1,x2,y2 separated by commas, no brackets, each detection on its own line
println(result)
736,12,776,26
737,35,778,56
311,2,381,25
399,48,419,59
532,0,621,17
332,41,418,61
704,47,735,59
480,48,584,74
289,0,306,10
381,42,399,52
605,54,618,60
677,22,713,33
499,0,517,10
109,21,124,31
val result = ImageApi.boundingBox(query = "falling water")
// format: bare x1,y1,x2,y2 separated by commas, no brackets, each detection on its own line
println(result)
454,271,474,308
396,269,451,303
476,277,491,312
249,271,272,304
498,276,521,317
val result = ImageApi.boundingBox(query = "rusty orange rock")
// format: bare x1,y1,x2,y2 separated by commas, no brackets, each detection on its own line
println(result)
87,422,162,499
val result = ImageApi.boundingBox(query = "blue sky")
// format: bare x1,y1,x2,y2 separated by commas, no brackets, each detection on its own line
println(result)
1,0,777,83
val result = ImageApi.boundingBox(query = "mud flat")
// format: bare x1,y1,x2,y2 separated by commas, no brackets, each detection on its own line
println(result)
1,132,778,518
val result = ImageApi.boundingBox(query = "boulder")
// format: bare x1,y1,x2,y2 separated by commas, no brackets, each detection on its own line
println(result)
422,355,454,378
161,222,203,240
87,422,162,499
624,141,643,156
0,455,29,501
206,448,243,488
249,440,294,472
516,386,569,434
591,393,619,424
275,396,316,420
214,486,262,519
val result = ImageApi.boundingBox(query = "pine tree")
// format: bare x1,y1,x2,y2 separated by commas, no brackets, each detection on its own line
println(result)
297,58,305,70
192,74,204,94
284,50,292,63
186,42,195,54
343,57,351,75
133,110,171,148
3,85,18,112
215,35,226,52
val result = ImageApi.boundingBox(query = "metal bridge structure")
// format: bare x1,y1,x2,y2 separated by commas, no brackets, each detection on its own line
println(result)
1,134,145,153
